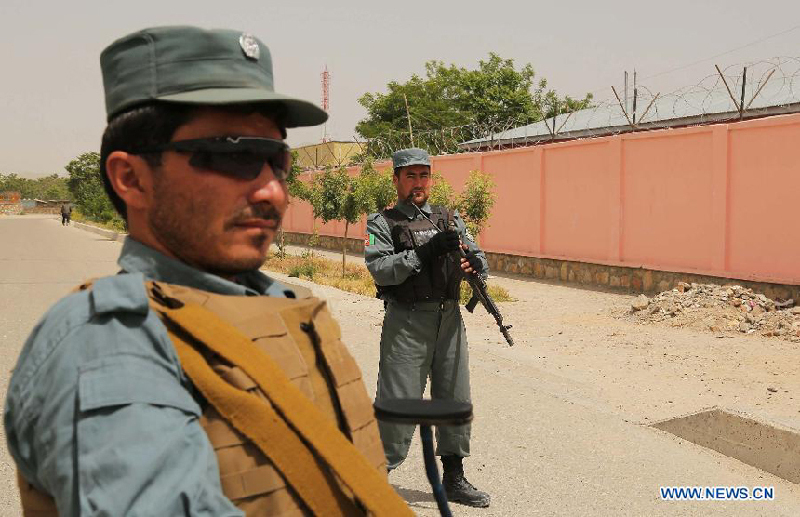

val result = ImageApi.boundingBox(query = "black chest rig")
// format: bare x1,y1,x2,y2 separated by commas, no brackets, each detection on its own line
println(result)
377,205,463,303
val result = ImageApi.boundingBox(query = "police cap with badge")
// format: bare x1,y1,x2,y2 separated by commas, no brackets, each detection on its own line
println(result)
100,25,327,127
392,148,431,171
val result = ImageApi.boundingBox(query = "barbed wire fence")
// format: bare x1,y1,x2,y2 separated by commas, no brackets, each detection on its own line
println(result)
298,56,800,169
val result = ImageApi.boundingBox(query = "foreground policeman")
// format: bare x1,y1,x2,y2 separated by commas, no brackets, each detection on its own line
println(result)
365,148,491,508
5,26,411,516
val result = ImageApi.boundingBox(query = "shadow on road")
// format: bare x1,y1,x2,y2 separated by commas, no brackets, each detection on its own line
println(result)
392,484,435,505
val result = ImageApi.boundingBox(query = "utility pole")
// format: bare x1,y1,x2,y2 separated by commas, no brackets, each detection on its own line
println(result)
624,71,629,113
403,93,415,147
632,69,638,125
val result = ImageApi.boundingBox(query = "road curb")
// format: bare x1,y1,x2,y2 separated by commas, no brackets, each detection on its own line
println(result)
73,221,127,243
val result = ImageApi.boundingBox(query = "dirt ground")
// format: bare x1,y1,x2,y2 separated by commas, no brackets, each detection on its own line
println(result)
268,245,800,515
280,246,800,431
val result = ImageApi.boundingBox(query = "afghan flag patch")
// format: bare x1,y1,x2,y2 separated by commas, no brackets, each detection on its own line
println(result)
364,234,376,246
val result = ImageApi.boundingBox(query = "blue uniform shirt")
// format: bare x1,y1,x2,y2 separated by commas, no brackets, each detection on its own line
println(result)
5,237,292,516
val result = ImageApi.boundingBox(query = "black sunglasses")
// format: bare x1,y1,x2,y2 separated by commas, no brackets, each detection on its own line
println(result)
132,137,291,181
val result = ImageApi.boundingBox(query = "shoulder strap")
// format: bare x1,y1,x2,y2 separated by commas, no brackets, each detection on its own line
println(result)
150,295,412,517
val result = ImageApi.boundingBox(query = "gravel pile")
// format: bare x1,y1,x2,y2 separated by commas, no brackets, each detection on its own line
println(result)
629,283,800,341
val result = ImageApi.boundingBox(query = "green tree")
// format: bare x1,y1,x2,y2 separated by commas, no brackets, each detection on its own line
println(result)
456,170,496,239
286,150,309,201
307,167,347,225
340,169,380,276
427,170,496,240
39,174,71,200
65,152,121,226
0,174,25,196
307,167,348,277
305,165,388,277
429,172,457,210
274,151,308,257
358,158,396,212
357,53,592,155
0,173,70,200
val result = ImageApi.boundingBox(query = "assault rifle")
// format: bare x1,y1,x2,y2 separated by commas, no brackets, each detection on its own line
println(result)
411,202,514,346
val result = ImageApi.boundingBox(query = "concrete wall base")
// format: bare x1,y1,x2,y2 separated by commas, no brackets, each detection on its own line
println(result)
280,231,365,254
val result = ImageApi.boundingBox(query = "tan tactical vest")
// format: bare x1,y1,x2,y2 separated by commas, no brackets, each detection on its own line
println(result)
17,280,407,516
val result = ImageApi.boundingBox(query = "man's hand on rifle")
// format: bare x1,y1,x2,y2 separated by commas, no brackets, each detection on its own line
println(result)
415,230,460,263
460,246,482,275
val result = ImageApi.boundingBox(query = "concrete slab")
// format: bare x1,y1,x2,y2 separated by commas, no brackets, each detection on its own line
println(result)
653,408,800,484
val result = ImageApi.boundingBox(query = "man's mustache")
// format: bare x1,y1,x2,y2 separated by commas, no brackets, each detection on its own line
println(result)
225,204,282,228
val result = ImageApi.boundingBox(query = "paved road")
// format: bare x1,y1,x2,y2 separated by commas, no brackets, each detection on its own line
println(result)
1,215,798,516
0,215,122,515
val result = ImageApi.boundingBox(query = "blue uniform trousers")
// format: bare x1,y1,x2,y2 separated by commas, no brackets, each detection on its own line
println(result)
375,298,471,469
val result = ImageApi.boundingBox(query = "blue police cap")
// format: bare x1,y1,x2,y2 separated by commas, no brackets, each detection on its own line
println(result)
392,148,431,170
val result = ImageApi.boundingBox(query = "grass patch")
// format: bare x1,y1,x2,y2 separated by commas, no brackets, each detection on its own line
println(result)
458,281,515,304
265,253,377,297
262,252,516,303
71,211,127,232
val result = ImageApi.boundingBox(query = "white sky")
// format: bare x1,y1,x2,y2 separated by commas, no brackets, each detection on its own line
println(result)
2,0,799,177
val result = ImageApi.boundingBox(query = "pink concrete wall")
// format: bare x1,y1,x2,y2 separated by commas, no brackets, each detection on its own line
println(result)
621,130,716,270
727,117,800,283
479,148,541,254
541,141,614,262
285,113,800,285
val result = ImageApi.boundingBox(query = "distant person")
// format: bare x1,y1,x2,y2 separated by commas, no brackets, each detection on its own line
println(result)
364,147,491,508
5,26,410,516
60,202,72,225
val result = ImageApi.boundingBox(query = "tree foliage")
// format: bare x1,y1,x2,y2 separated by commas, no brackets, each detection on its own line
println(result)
458,170,496,238
427,170,496,240
0,173,71,200
357,158,396,212
305,167,358,277
299,162,401,277
308,166,349,225
429,172,457,210
286,150,309,201
357,53,593,152
65,152,123,228
285,160,497,269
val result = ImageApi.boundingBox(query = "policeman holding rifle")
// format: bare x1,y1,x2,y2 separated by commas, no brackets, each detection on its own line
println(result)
365,147,491,508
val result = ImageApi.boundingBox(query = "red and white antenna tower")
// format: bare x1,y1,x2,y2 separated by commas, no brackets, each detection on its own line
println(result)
321,65,330,142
